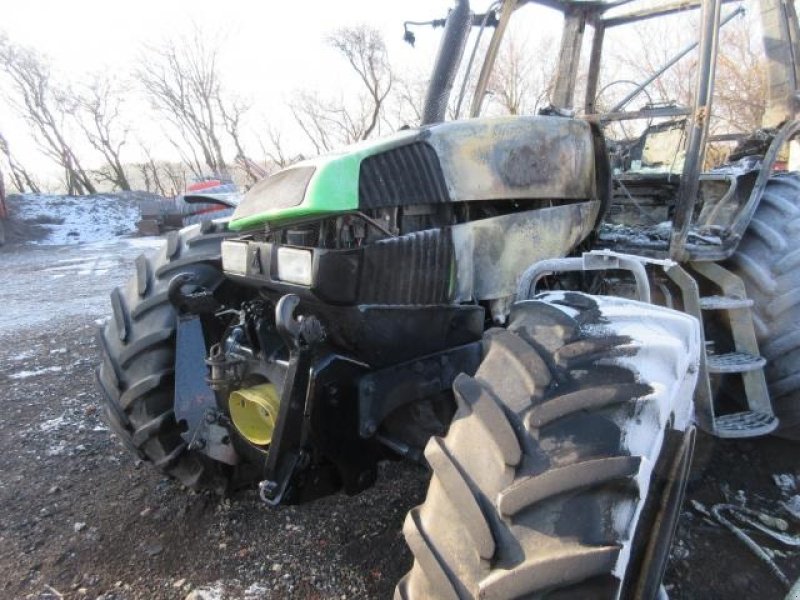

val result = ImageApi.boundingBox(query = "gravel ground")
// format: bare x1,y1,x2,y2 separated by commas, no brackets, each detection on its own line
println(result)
0,314,424,600
0,236,798,599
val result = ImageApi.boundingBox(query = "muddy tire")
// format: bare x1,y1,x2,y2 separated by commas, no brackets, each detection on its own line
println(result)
396,292,700,599
728,173,800,440
96,223,232,489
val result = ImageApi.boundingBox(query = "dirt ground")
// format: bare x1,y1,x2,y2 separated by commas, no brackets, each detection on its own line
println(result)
1,236,798,599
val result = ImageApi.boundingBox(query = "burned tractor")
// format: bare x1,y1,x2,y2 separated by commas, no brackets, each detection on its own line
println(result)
97,0,800,597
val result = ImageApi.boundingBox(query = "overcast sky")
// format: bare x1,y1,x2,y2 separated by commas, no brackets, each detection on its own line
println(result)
1,0,747,189
3,0,537,183
2,0,466,90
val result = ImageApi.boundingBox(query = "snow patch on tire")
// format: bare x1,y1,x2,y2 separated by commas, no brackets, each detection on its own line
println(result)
539,292,701,579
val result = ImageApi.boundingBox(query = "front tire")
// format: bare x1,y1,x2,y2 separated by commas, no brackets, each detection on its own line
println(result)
96,223,233,489
397,292,701,599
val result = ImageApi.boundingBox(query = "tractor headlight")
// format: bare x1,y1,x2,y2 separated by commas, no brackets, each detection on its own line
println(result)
277,247,313,286
222,241,249,275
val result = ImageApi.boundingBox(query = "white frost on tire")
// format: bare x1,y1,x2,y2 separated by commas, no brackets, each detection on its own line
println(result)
538,292,702,582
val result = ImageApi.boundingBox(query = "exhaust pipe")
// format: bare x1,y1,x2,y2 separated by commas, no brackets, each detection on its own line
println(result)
421,0,471,125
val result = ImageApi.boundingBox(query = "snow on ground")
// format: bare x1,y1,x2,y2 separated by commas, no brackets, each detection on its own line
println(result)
186,581,225,600
8,194,140,245
0,237,163,332
1,193,164,332
9,366,64,380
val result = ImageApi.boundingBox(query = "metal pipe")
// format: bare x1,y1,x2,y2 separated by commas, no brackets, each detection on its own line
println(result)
551,7,588,110
454,3,500,119
730,119,800,241
584,22,606,114
610,6,743,114
670,0,723,260
602,0,740,28
421,0,472,125
469,0,516,118
516,252,652,303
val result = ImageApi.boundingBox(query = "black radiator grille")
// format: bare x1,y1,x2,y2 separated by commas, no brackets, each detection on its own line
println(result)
358,142,450,209
359,228,453,304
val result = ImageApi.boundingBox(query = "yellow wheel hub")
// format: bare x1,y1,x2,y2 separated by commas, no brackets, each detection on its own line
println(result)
228,383,280,446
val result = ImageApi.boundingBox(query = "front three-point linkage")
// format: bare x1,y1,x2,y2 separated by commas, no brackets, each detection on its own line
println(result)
258,294,325,505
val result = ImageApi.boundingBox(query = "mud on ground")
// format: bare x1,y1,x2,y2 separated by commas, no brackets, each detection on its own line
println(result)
0,239,798,599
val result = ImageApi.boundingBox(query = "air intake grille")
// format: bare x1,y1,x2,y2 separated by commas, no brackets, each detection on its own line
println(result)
359,229,453,304
358,142,450,209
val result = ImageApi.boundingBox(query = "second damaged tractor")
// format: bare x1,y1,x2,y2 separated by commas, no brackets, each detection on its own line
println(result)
97,0,800,597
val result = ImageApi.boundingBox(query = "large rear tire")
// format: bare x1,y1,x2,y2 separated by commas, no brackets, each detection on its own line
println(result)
396,292,700,599
96,223,233,489
728,173,800,439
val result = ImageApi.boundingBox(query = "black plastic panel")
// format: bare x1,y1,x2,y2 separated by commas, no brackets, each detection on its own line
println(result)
228,230,453,307
358,142,450,209
359,229,453,304
323,304,485,367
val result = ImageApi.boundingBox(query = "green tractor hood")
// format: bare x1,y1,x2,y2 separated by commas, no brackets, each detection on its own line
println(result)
228,116,597,232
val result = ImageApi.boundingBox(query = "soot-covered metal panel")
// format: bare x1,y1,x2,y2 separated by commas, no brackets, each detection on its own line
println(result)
451,200,601,301
426,116,596,202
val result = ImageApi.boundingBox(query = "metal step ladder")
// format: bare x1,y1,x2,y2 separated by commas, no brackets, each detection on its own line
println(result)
691,262,779,438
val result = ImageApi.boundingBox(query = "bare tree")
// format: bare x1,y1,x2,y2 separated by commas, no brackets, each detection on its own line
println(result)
137,28,229,176
74,73,132,190
138,164,165,196
0,34,95,194
135,161,155,195
0,130,40,193
293,25,393,152
609,21,696,111
486,30,556,116
291,91,349,154
161,162,187,196
607,11,765,135
134,138,188,197
393,72,427,126
328,26,393,140
258,125,295,170
714,16,767,133
218,97,259,184
164,131,205,180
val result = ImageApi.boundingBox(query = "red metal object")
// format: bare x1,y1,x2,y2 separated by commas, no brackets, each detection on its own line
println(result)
190,205,228,215
187,179,223,192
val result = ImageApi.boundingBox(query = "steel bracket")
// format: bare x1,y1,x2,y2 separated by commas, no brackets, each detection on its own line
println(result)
358,342,482,438
174,315,239,465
